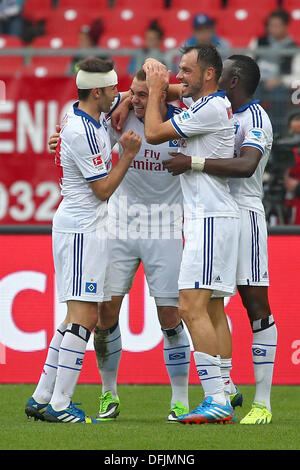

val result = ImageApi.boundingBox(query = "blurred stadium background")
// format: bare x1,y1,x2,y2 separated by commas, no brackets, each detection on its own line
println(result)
0,0,299,387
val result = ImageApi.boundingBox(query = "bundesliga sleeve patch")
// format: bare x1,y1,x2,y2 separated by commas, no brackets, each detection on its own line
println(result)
93,156,104,167
177,110,192,123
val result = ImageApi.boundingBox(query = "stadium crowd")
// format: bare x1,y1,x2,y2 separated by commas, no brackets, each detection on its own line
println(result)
1,0,300,224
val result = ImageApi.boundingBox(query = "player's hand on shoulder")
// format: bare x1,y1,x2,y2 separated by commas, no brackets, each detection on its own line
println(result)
162,152,192,176
48,125,61,155
119,130,142,157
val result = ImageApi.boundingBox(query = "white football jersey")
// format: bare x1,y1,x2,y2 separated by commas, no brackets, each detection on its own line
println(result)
53,95,120,233
108,104,184,237
229,100,273,215
171,91,239,219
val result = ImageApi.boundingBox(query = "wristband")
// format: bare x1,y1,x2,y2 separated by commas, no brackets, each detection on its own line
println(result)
191,156,205,171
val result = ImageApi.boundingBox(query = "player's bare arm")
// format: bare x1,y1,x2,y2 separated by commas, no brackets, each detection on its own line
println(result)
110,95,132,132
144,63,180,144
163,146,262,177
89,130,141,201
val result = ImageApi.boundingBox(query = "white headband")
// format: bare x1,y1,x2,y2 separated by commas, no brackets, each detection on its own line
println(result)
76,69,118,89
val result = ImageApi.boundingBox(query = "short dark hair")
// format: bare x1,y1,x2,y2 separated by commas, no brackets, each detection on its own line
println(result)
134,67,169,92
147,19,164,39
77,56,114,101
227,54,261,96
268,9,290,25
180,44,223,82
135,68,146,81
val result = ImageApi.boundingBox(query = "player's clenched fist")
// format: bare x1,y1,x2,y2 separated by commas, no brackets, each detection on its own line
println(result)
119,130,142,157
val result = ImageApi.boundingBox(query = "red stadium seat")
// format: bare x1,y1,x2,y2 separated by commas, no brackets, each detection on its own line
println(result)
115,0,166,9
0,35,24,76
98,34,138,77
163,33,188,50
283,0,300,8
100,8,155,36
99,33,144,49
22,0,53,22
0,34,23,47
155,9,199,37
226,0,278,10
0,56,24,76
58,0,109,9
170,0,223,10
216,8,267,43
22,57,71,77
45,8,99,36
31,34,78,48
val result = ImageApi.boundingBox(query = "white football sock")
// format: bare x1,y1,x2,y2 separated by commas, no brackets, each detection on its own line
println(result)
33,322,67,404
162,322,190,409
194,351,226,406
252,315,277,411
49,323,90,411
220,357,237,400
94,323,122,398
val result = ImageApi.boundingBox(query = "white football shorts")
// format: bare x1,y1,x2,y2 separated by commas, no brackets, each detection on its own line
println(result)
52,230,111,303
236,208,269,286
108,235,183,304
178,216,240,297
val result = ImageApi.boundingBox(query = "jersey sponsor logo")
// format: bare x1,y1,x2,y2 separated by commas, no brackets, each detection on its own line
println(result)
169,352,186,360
226,106,233,119
93,156,103,167
169,139,179,147
197,369,208,377
85,282,97,293
251,130,262,140
76,357,83,366
252,347,266,357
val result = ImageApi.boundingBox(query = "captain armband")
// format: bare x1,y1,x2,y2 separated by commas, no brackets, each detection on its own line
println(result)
191,156,205,172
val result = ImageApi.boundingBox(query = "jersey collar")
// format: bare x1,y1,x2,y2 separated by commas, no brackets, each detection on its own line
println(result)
136,104,176,123
209,89,226,98
235,99,260,114
165,104,177,121
73,101,101,128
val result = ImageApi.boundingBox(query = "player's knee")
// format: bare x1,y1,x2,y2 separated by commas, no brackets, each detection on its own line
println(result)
241,294,271,322
97,300,120,329
157,306,180,329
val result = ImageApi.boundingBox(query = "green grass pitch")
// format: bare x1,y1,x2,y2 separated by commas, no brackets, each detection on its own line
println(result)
0,384,299,451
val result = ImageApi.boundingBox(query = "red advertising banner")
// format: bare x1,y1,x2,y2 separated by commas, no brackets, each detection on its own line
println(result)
0,76,131,225
0,234,299,385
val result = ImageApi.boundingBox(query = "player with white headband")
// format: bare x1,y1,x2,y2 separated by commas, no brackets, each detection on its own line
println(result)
46,68,192,423
25,57,141,424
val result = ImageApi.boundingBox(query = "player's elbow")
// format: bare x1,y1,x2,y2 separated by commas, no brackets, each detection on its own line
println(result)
240,168,255,178
90,179,111,201
145,129,161,145
145,134,158,145
93,189,109,201
239,162,257,178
